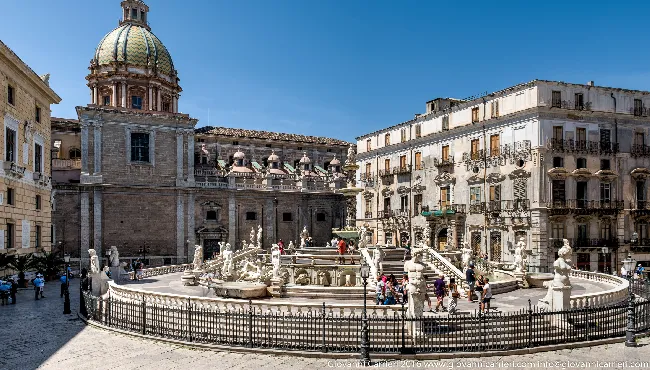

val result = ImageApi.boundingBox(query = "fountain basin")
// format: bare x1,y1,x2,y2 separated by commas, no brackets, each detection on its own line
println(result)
526,273,554,288
212,282,268,299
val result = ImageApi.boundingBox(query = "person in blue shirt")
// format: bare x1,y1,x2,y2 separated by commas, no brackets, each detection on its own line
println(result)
636,264,645,280
33,274,45,300
60,274,69,298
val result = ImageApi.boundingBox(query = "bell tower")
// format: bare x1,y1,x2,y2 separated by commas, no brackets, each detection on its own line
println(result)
120,0,151,31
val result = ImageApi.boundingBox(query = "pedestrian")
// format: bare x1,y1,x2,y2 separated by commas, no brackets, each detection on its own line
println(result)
399,274,409,304
136,260,144,280
448,277,459,314
424,275,433,312
475,275,485,310
34,274,45,300
348,240,356,264
383,274,398,305
466,262,476,302
9,278,17,305
331,237,338,249
433,274,447,312
375,275,385,305
480,277,493,313
402,242,411,262
337,237,347,265
636,264,645,280
278,240,285,255
60,273,69,298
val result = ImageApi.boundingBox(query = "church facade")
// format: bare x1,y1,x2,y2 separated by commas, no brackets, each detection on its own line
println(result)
51,0,350,266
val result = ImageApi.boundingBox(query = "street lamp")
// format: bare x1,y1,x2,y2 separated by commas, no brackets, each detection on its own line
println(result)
631,232,639,244
359,262,371,366
63,253,71,314
623,254,637,279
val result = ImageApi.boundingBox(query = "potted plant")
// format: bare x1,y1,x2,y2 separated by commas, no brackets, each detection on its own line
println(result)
0,253,16,278
32,252,64,281
9,254,34,287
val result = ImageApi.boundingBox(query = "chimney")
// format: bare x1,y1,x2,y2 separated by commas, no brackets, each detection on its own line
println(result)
587,81,594,87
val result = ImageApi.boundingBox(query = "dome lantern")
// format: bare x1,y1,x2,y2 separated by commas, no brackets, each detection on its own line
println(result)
268,151,280,169
328,155,341,173
120,0,150,30
299,152,311,172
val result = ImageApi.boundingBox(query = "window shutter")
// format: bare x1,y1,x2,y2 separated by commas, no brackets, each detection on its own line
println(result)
514,179,526,199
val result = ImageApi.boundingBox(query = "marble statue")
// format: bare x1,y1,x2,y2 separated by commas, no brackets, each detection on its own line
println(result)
404,248,427,318
192,245,203,270
89,249,100,274
295,272,310,285
357,226,368,249
222,244,234,277
514,236,528,273
372,246,384,276
423,225,432,248
109,246,120,267
345,144,356,167
271,244,281,278
257,225,263,248
318,271,331,286
300,226,309,248
51,189,56,211
250,227,255,245
461,242,473,270
238,260,262,282
287,241,296,254
539,239,573,311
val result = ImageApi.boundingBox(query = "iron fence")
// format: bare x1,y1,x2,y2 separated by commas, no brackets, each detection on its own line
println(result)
82,284,650,354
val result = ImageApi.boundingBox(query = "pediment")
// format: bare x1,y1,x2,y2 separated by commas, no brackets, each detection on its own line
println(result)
486,173,506,184
547,167,569,180
594,170,618,183
434,171,455,186
467,174,484,185
631,168,650,180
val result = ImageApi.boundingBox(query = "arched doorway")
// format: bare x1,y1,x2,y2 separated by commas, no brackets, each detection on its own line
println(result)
400,232,410,247
437,228,448,251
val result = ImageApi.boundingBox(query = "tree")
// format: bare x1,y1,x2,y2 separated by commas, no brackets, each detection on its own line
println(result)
32,252,65,281
0,253,16,275
9,254,34,286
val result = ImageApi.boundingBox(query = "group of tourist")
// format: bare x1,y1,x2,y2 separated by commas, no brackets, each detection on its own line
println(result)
621,264,646,280
332,237,356,265
374,273,467,314
130,260,145,280
0,278,18,305
465,262,493,312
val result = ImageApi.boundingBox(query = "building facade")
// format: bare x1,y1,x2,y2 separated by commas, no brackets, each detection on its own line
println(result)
51,0,350,267
356,80,650,273
1,40,61,256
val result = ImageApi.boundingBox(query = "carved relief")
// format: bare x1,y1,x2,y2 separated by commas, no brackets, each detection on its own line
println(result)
508,169,531,180
486,173,506,184
362,190,374,200
434,171,455,186
381,187,394,197
631,168,650,180
595,170,618,183
467,174,484,185
572,168,592,182
397,186,410,194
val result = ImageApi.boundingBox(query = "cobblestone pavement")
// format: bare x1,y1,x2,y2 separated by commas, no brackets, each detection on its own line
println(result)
2,281,650,370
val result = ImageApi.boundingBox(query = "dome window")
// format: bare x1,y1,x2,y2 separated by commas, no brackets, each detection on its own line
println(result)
102,96,111,106
131,8,138,20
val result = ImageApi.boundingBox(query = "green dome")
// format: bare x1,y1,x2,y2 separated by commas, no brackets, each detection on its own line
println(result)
93,24,175,76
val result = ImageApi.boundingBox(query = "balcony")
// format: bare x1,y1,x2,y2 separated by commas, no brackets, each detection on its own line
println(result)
631,200,650,217
364,212,373,219
547,199,623,215
377,210,393,219
378,169,392,178
631,144,650,158
547,139,618,155
2,162,26,177
631,238,650,252
360,172,375,182
421,203,465,217
573,238,619,250
414,161,426,171
433,157,454,168
52,158,81,170
393,164,412,175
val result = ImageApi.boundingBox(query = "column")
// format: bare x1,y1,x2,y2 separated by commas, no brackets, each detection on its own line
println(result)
228,193,236,246
172,95,178,113
148,86,153,110
157,87,162,112
266,198,274,246
121,82,127,108
93,85,98,105
187,132,194,182
81,124,89,175
187,192,195,258
93,123,102,174
80,192,90,268
176,132,184,181
93,190,103,259
112,83,118,107
176,193,185,261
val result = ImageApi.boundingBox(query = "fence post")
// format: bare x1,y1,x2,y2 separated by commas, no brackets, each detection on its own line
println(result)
248,299,253,348
187,297,192,342
625,286,637,347
141,293,146,335
527,299,532,348
321,302,327,353
401,300,406,353
584,304,589,341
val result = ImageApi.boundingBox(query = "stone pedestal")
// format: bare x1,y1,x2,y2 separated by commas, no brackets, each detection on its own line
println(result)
110,267,122,283
90,272,110,296
267,278,283,297
539,282,572,311
181,270,200,286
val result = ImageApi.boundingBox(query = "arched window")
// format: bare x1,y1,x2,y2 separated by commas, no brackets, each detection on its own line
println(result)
69,148,81,159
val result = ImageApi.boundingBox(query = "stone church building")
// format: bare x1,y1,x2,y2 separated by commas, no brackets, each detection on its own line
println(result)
51,0,350,266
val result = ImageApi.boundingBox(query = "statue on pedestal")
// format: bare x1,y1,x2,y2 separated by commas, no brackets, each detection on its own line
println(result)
345,144,356,167
89,249,100,274
357,226,368,249
109,246,120,267
287,241,296,254
372,247,384,276
257,225,263,248
423,225,432,248
514,236,529,273
238,260,262,282
271,244,281,278
404,248,427,318
192,245,203,270
222,244,234,278
539,239,573,311
461,242,473,270
250,227,255,246
300,226,309,248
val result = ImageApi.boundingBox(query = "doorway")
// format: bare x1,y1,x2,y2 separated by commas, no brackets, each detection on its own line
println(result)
437,228,448,251
203,239,221,260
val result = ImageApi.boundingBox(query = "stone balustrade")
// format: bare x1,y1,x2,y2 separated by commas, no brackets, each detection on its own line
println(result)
569,269,629,308
52,158,82,169
128,263,193,280
425,248,466,287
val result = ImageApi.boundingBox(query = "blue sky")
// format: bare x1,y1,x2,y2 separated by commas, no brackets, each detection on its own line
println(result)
1,1,649,141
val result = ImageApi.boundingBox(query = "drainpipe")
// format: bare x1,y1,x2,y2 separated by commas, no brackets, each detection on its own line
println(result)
482,98,489,259
611,92,620,269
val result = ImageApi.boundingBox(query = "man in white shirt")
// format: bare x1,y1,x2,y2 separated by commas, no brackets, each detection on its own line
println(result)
480,277,492,312
375,276,385,305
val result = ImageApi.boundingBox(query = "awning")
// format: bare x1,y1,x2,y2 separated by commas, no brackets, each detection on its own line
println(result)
251,161,263,172
283,162,296,174
314,165,328,175
217,160,227,170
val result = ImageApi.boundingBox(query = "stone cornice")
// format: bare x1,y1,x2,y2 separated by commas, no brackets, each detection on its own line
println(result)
76,105,197,126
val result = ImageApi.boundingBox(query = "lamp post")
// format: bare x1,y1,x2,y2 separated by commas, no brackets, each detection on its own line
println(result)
63,253,71,314
622,254,637,279
139,242,149,266
359,262,371,366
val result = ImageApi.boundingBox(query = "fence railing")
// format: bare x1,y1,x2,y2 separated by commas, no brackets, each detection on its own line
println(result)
83,282,650,354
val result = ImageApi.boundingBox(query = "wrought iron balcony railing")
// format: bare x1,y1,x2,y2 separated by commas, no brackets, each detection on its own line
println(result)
364,212,373,219
433,157,454,167
377,210,393,219
393,164,412,175
631,144,650,158
414,161,426,171
550,238,619,249
360,172,375,182
547,199,624,213
378,169,392,178
547,139,618,155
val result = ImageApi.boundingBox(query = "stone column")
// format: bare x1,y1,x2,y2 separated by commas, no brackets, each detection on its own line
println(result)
93,190,103,259
121,82,127,108
173,95,178,113
80,192,90,267
81,124,89,175
93,85,98,105
176,132,184,182
157,87,162,112
228,193,236,246
266,198,274,246
176,193,185,262
112,83,118,107
93,123,102,174
148,86,153,110
187,192,195,257
187,132,194,183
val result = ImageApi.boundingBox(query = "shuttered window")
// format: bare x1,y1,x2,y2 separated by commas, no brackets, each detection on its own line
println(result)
514,179,526,200
470,186,481,204
489,185,501,201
